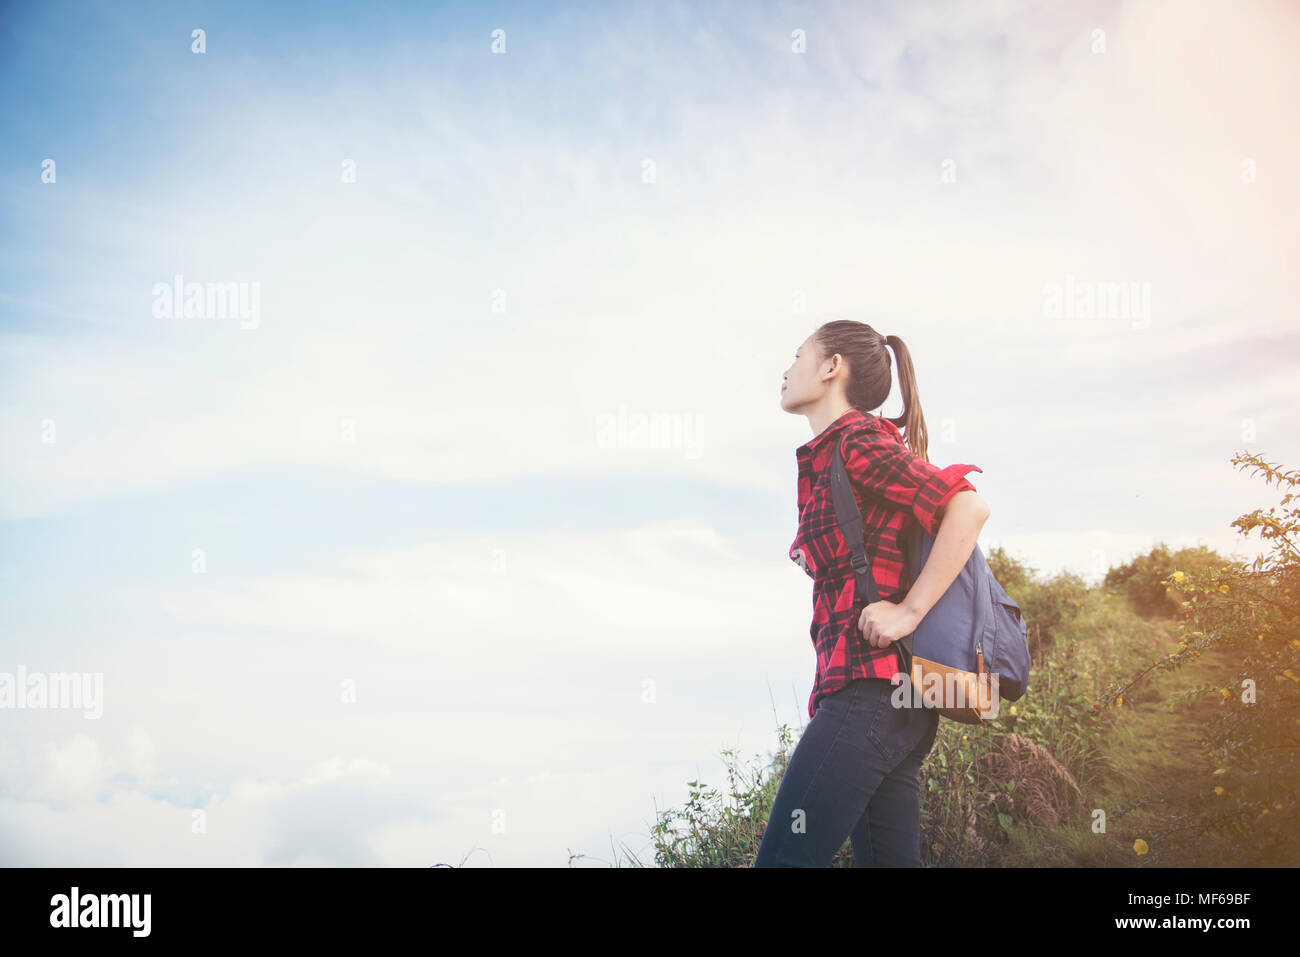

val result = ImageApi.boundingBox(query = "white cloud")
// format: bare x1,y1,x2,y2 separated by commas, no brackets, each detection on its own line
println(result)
2,0,1297,868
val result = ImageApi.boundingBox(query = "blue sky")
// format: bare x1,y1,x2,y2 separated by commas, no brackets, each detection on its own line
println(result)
2,0,1298,865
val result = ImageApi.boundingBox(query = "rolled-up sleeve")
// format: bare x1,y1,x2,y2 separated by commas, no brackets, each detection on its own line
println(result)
841,431,982,537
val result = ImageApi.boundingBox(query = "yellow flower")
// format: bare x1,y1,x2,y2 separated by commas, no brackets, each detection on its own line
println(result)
1009,705,1017,715
1219,584,1230,593
1172,571,1186,583
1133,838,1149,856
1214,786,1224,795
1220,688,1230,698
1116,697,1123,708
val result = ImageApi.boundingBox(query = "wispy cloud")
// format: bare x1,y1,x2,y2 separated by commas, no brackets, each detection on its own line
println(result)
1,0,1296,865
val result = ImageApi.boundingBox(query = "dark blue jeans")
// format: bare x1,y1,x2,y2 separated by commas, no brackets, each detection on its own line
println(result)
753,677,940,867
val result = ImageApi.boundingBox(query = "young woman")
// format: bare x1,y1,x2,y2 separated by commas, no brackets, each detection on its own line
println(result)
754,320,990,867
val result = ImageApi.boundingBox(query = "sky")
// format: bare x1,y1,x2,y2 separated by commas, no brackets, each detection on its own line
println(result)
1,0,1298,866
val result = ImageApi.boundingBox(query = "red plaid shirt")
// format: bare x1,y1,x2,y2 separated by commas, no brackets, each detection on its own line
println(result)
789,408,982,718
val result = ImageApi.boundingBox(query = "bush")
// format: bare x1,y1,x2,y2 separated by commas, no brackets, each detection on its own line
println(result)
1104,541,1225,618
632,454,1299,867
1101,452,1300,862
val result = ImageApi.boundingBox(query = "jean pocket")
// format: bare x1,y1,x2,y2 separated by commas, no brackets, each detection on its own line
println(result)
865,681,923,764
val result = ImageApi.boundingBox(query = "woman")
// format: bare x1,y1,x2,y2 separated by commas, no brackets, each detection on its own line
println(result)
754,320,990,867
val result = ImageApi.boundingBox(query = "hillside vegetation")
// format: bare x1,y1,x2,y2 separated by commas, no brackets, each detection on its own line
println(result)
610,451,1300,868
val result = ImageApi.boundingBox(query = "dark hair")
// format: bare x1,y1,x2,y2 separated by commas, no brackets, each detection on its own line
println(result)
812,319,930,461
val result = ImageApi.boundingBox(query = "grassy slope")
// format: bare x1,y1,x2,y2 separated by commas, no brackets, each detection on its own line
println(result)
1085,631,1276,866
626,580,1296,867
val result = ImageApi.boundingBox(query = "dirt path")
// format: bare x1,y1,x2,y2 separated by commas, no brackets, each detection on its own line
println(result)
1091,624,1250,866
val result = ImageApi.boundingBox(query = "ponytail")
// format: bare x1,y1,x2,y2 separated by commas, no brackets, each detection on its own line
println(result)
812,320,931,461
884,335,929,462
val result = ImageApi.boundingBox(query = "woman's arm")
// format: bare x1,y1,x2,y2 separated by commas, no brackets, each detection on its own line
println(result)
859,490,990,649
901,490,989,621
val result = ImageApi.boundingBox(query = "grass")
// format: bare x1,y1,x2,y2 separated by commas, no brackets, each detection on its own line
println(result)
609,570,1299,868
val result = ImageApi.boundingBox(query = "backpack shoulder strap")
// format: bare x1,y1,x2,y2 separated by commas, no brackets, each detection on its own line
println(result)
829,434,879,603
830,433,914,678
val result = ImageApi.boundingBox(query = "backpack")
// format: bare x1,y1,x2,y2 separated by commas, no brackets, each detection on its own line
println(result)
829,436,1031,725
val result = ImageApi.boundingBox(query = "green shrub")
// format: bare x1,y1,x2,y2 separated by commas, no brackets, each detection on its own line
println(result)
1104,541,1225,618
1100,452,1300,863
627,454,1298,867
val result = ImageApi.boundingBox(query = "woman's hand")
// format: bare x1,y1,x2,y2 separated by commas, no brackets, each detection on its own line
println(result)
857,600,921,649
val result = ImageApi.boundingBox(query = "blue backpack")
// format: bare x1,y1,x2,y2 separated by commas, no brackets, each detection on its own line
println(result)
830,437,1031,724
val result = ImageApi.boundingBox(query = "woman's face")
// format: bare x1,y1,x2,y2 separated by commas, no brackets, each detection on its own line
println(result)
780,334,826,412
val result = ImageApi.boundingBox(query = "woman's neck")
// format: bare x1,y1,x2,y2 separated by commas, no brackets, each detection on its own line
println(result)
807,399,857,439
